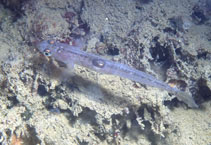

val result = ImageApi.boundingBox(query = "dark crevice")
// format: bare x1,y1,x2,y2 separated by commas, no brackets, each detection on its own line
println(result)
78,107,98,126
0,0,28,21
137,104,165,144
197,52,208,59
23,125,41,145
149,37,174,81
149,37,173,68
163,97,180,109
21,108,33,121
37,84,48,96
7,96,19,109
191,5,208,24
139,0,153,4
107,46,120,56
163,27,177,35
195,78,211,104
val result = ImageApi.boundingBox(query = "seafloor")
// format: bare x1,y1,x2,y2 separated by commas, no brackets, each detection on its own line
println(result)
0,0,210,145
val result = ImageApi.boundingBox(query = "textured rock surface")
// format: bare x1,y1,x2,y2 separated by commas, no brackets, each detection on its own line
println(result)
0,0,210,145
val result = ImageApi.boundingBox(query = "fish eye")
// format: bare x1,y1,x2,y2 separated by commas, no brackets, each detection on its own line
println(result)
43,49,52,56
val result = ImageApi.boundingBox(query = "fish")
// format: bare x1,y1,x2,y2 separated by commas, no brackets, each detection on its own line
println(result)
37,39,198,108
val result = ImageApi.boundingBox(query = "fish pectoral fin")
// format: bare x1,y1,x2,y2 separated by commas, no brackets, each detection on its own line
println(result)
66,62,75,70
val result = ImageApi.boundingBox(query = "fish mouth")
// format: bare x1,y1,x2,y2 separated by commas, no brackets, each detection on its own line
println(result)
35,40,49,53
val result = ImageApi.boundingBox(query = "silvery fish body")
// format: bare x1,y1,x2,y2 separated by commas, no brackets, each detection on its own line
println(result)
37,39,198,108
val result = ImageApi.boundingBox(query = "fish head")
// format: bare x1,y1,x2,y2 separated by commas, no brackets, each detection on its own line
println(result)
37,40,60,57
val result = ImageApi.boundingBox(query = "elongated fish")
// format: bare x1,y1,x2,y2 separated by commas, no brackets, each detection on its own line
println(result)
37,39,198,108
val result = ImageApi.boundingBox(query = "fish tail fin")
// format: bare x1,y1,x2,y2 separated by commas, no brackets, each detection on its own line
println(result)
175,91,198,108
